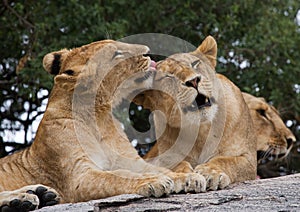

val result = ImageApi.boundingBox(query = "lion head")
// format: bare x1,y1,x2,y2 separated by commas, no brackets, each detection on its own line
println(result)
136,36,219,129
42,40,154,114
242,92,296,158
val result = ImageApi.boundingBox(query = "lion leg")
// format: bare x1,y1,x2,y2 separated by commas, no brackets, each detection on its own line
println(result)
71,169,174,202
120,160,206,194
151,161,205,193
0,184,60,211
107,155,206,194
194,155,256,191
132,159,206,194
194,163,231,191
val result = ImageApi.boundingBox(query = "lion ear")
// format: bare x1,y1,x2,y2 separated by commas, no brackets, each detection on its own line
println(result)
195,36,217,68
258,97,266,102
43,49,69,75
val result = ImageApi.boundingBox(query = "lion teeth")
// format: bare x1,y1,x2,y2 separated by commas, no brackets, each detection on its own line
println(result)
205,98,209,103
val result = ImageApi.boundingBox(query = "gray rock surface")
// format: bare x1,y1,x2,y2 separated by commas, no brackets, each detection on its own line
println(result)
37,173,300,211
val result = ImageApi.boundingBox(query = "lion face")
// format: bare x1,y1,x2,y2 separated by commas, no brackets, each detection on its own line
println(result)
146,36,219,128
242,92,296,157
42,40,153,108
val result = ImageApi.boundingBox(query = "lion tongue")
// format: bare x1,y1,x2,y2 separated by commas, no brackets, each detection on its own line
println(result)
150,60,156,71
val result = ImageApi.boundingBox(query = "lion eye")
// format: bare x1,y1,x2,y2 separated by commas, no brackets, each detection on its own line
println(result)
63,69,74,75
191,60,200,68
257,109,267,118
112,50,123,59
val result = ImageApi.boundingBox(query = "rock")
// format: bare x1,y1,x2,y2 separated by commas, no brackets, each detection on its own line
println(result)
37,173,300,211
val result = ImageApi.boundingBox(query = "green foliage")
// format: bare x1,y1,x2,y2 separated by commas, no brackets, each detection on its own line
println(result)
0,1,299,162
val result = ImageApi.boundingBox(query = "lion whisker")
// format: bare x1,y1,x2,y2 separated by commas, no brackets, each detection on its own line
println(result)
278,143,293,161
262,148,273,160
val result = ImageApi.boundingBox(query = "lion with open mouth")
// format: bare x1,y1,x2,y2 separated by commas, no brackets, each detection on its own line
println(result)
135,36,257,190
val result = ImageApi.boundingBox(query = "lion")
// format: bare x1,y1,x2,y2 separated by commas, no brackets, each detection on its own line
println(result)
242,92,296,161
134,36,257,191
0,40,207,211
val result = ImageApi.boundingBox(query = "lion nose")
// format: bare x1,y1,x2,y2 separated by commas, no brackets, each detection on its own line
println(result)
185,77,201,89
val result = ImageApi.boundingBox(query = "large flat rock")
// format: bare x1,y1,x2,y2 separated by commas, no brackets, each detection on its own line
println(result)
37,173,300,211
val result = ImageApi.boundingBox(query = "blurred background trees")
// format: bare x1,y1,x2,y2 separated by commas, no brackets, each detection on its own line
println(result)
1,0,299,176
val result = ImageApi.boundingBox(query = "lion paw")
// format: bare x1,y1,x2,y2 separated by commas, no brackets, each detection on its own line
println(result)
25,185,60,208
194,165,231,190
0,184,60,211
184,173,206,193
135,175,174,197
170,172,206,193
0,192,39,212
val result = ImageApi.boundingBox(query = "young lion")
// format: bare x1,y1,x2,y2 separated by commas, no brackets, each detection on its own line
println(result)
0,40,206,211
135,36,257,190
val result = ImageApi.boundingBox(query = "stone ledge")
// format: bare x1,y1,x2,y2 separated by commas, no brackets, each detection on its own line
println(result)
37,173,300,211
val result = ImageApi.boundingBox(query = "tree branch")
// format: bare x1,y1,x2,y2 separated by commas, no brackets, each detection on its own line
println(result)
3,0,35,29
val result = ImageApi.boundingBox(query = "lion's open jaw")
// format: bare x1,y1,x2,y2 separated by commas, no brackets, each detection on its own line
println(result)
186,93,211,112
147,57,211,112
195,93,211,109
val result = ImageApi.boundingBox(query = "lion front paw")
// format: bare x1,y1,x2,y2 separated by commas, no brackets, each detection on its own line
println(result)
25,185,60,208
135,175,174,197
0,192,39,212
1,184,61,210
194,164,231,190
168,172,206,193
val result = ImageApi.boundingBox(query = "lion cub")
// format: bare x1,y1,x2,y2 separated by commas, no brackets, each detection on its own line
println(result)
0,40,206,210
135,36,257,190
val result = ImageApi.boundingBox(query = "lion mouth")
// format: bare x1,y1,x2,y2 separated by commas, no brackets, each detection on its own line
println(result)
186,93,211,112
149,59,157,71
145,56,157,71
134,58,156,83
